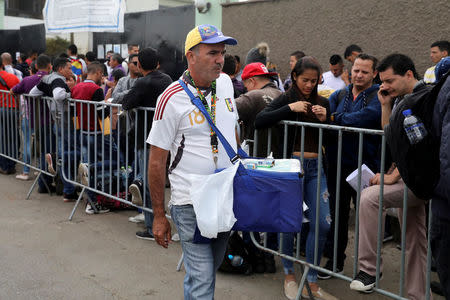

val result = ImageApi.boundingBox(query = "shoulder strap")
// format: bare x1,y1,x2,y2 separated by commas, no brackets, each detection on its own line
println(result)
0,74,10,90
178,79,248,162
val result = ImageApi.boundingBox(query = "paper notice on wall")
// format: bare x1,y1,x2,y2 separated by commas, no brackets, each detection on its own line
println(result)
121,44,128,56
43,0,126,33
105,44,113,54
97,45,105,59
113,44,121,54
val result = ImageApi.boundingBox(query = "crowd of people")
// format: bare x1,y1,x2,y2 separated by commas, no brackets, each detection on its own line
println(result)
0,24,449,300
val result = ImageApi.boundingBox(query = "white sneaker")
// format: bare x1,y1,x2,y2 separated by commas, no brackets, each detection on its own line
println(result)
284,280,299,300
128,213,145,223
16,173,30,181
78,163,89,186
172,233,180,242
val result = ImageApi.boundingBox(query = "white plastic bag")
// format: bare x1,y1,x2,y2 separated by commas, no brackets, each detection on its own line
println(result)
189,163,239,238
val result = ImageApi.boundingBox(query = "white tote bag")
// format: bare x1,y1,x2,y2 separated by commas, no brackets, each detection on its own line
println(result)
189,163,239,238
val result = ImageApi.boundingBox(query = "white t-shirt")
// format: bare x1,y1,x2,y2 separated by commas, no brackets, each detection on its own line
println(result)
322,70,346,91
147,73,238,206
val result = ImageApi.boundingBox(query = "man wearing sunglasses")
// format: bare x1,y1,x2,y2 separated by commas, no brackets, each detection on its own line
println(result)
112,54,141,104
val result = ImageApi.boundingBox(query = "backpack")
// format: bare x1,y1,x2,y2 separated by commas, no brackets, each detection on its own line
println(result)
218,232,253,275
384,71,450,200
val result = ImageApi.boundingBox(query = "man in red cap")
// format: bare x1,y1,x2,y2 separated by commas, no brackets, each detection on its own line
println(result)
236,62,282,157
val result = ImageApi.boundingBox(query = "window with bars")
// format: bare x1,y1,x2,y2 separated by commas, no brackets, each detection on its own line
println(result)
5,0,45,19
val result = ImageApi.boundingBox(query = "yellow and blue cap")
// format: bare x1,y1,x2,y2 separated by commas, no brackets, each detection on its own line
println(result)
185,24,237,55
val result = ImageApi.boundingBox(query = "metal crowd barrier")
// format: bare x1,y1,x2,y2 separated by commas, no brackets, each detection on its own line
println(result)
52,96,160,220
249,121,433,300
0,90,57,198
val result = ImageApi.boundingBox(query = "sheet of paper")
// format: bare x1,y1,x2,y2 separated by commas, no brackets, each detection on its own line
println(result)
97,45,105,59
121,44,128,57
345,164,375,192
113,44,120,54
105,44,113,54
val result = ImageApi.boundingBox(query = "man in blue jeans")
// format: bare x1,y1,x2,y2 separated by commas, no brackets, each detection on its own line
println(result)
147,24,238,299
122,47,172,240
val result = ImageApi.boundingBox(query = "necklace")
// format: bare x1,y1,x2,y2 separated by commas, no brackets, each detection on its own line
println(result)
185,71,218,154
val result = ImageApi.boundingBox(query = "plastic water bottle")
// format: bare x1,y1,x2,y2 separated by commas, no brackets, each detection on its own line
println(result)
403,109,428,144
228,254,244,267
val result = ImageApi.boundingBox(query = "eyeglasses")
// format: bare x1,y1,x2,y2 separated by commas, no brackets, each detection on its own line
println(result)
132,61,138,66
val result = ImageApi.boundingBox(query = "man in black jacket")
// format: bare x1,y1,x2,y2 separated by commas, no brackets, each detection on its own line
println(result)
122,47,172,240
431,57,450,299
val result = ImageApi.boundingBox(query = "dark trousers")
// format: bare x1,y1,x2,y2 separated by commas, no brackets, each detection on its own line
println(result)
323,163,356,267
431,214,450,299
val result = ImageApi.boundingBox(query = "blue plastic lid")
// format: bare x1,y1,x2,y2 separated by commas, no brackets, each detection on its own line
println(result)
402,109,412,116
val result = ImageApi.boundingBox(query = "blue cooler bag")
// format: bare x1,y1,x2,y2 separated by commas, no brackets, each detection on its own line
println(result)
179,80,303,233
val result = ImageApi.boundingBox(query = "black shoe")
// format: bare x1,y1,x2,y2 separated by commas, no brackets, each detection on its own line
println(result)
350,270,382,293
38,185,56,194
317,260,343,280
252,251,265,273
264,253,276,273
136,231,155,241
63,192,78,202
431,281,444,296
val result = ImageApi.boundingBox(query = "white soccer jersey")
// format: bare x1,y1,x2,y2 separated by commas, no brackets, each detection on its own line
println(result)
147,73,238,206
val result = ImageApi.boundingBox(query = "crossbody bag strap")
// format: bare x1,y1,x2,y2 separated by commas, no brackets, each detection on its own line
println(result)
178,79,247,162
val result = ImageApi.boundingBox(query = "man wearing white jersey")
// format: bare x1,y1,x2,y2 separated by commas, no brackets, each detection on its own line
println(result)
147,24,238,299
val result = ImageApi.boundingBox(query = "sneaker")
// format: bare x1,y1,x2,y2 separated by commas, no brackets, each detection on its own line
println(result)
46,153,57,175
302,286,338,300
317,260,343,280
78,163,89,186
350,270,381,293
253,251,265,273
136,231,155,241
85,203,110,215
63,192,78,202
129,180,143,206
171,233,180,242
264,253,276,273
16,173,30,181
128,213,145,223
38,185,56,194
284,280,299,300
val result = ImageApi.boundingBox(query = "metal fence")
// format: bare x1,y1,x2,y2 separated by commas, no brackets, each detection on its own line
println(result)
249,121,433,300
1,89,435,299
0,90,57,198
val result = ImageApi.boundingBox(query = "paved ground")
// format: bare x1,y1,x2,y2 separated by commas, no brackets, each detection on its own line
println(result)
0,172,443,300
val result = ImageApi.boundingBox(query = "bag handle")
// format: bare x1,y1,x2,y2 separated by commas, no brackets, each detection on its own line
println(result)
178,79,248,162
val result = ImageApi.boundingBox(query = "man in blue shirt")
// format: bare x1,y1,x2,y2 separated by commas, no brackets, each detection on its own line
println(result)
319,54,381,278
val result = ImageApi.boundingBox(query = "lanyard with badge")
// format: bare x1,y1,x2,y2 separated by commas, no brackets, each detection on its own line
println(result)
185,71,219,165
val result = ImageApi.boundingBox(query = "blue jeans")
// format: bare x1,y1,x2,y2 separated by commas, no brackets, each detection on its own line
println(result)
137,147,153,233
281,157,331,283
171,204,230,300
21,117,32,173
37,122,56,190
80,132,120,201
0,108,19,171
54,123,78,194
